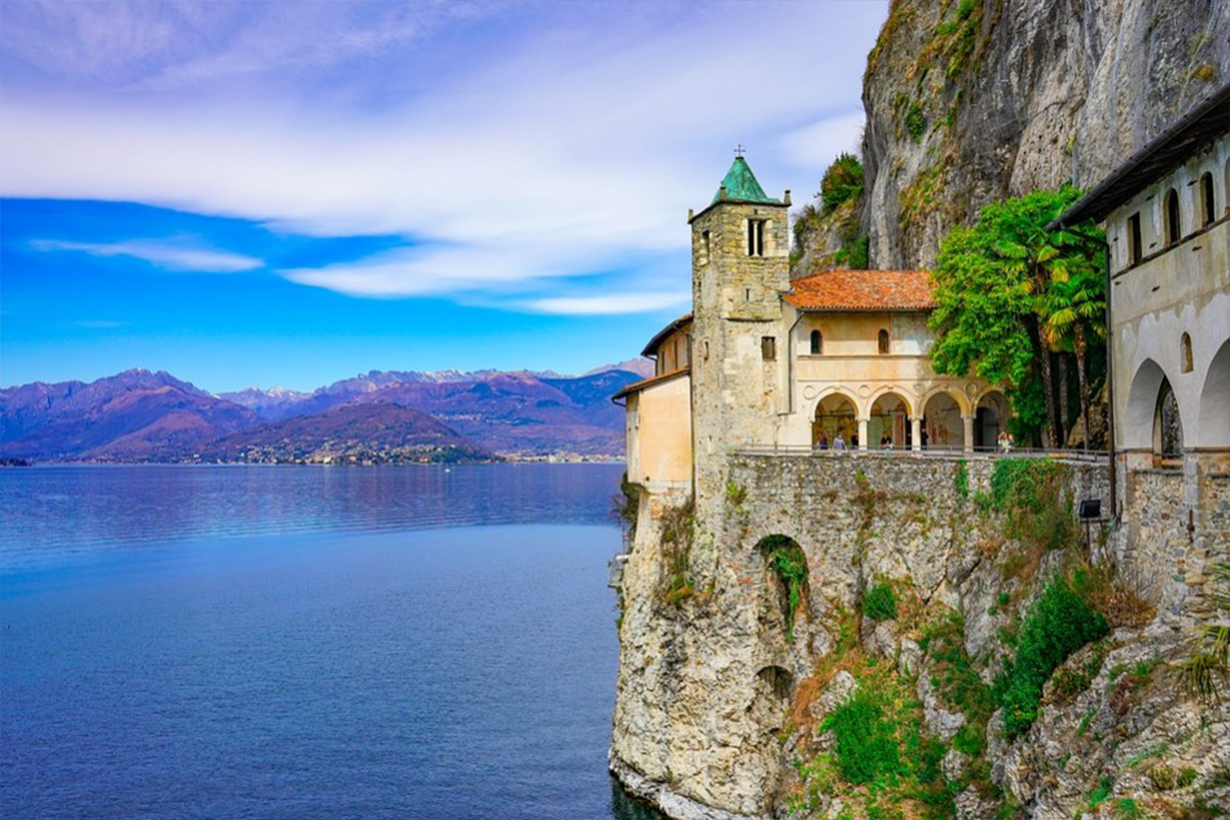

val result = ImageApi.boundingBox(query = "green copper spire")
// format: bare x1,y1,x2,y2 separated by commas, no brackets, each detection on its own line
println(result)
712,155,780,205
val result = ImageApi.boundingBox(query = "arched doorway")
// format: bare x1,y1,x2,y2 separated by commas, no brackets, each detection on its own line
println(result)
1154,377,1184,465
813,393,857,448
755,535,809,643
1198,340,1230,449
975,391,1007,450
922,391,964,451
869,392,910,449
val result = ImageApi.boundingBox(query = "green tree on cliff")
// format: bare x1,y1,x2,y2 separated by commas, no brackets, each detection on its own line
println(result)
928,187,1105,447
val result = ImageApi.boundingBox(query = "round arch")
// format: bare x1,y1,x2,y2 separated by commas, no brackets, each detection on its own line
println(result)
867,388,913,449
754,535,810,641
921,388,968,450
1123,358,1170,450
1197,339,1230,449
918,385,972,416
974,389,1008,449
811,390,859,448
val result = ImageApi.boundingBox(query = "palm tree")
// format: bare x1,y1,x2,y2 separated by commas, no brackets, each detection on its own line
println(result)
1044,262,1106,450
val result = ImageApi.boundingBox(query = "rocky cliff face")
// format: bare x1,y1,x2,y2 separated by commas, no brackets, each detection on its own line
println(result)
611,457,1230,820
860,0,1230,269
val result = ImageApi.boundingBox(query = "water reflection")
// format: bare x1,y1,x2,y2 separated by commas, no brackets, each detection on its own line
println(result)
0,463,625,571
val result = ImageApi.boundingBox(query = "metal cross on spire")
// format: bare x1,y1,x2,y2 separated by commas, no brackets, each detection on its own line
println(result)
734,144,746,158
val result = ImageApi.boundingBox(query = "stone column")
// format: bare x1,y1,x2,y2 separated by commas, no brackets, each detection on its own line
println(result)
911,416,922,452
858,418,869,452
962,415,975,453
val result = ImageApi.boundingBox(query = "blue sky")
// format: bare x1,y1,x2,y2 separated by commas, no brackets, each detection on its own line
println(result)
0,0,887,392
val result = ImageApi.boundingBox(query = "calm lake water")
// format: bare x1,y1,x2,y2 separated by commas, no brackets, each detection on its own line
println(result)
0,464,662,820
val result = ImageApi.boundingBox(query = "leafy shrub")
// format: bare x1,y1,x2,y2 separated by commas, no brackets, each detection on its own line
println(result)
1114,798,1143,820
612,471,640,545
906,102,926,142
820,152,865,213
822,687,906,785
954,459,970,498
988,459,1078,551
864,581,899,621
834,234,870,269
993,571,1110,739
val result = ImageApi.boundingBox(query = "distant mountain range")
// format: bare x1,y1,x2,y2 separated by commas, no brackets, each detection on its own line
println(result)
0,359,652,463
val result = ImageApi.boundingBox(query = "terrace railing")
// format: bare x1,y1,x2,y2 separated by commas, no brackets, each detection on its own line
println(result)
731,444,1109,464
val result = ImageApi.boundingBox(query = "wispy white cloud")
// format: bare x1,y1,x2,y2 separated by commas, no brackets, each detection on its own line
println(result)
776,111,866,171
520,292,692,316
0,1,889,314
31,239,262,272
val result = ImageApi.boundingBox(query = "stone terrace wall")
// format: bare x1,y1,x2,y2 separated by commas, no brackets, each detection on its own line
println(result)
612,453,1110,820
724,453,1109,613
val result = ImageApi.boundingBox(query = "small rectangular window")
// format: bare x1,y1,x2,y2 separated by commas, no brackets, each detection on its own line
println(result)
701,230,711,265
761,336,776,360
1127,212,1142,265
1201,173,1215,227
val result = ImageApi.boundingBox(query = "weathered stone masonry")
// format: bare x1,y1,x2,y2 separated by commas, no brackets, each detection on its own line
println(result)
612,453,1109,820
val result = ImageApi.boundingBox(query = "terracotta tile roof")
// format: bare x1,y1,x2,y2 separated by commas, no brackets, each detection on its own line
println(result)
611,367,690,401
786,270,935,312
641,313,693,357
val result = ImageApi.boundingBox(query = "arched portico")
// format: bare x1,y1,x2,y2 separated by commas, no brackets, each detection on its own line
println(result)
868,390,912,449
921,388,969,451
1198,340,1230,449
1123,358,1170,451
974,390,1008,450
811,391,859,448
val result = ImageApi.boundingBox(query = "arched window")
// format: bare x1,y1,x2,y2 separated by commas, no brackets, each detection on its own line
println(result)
878,328,890,354
1200,173,1216,228
810,329,823,355
1127,212,1143,266
1154,377,1183,462
1165,188,1181,246
1181,332,1193,373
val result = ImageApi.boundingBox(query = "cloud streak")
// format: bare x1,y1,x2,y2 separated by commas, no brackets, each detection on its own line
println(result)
31,239,262,272
520,292,691,316
1,1,886,314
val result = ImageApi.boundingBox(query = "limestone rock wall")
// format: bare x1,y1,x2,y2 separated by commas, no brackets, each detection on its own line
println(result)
612,454,1229,820
613,455,1112,818
860,0,1230,270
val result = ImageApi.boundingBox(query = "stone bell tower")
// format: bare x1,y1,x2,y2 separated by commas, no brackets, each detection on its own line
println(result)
688,152,791,544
